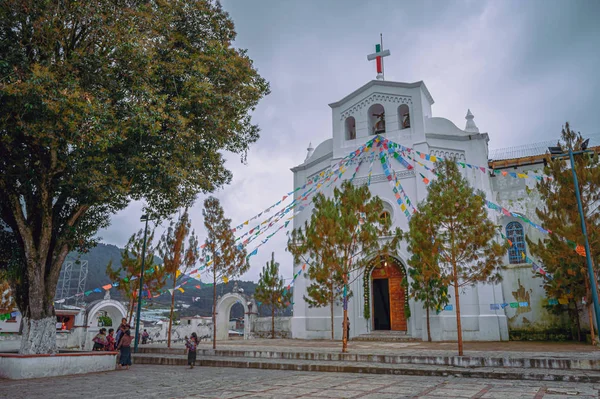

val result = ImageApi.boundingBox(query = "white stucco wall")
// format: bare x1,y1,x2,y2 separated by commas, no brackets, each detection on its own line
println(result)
251,317,292,338
145,319,213,344
0,352,117,379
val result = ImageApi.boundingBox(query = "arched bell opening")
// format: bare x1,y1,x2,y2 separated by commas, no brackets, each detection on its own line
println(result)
345,116,356,140
368,104,386,135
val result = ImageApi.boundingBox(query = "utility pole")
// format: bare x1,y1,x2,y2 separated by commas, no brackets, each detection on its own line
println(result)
548,139,600,333
134,214,150,353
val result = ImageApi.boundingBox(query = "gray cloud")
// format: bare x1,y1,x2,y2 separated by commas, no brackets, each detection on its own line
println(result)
97,0,600,282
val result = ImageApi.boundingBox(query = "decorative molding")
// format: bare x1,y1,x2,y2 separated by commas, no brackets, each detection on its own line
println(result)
429,147,466,161
352,170,415,186
341,92,412,120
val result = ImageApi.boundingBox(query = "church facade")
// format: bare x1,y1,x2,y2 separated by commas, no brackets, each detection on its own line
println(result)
290,78,578,342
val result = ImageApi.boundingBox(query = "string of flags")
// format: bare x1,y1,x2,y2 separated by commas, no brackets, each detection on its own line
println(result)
23,133,586,320
398,139,588,259
229,137,377,236
386,138,552,182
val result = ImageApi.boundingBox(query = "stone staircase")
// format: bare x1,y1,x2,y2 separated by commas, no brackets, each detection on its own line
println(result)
132,346,600,383
352,330,420,342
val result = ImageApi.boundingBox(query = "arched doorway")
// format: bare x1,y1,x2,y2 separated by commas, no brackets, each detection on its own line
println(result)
85,299,127,350
215,293,253,341
369,256,407,331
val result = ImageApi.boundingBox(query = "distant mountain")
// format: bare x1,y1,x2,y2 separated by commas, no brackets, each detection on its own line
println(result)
57,243,292,318
57,243,162,304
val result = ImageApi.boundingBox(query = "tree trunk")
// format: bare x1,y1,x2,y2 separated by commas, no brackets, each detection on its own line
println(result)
571,303,582,342
426,306,432,342
271,306,275,339
20,316,58,354
342,277,348,353
18,255,64,354
585,278,596,345
330,292,334,340
167,279,176,348
452,266,463,356
212,273,217,349
10,194,82,355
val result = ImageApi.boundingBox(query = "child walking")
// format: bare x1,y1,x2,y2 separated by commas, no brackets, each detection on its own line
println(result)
185,333,199,369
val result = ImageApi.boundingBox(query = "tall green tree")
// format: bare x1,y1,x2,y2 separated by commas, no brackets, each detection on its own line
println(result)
405,209,448,342
254,252,292,339
528,122,600,342
0,0,268,353
106,228,166,324
288,180,401,352
422,159,506,355
158,209,199,348
202,197,248,349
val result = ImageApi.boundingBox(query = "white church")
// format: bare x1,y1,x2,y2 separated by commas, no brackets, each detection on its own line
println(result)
289,48,589,342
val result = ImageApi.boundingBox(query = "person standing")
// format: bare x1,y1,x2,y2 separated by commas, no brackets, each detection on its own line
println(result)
142,329,149,344
115,317,130,348
117,330,133,370
92,328,107,351
184,333,199,369
106,328,116,351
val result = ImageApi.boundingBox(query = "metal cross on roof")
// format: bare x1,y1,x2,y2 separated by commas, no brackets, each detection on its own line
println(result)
367,34,391,80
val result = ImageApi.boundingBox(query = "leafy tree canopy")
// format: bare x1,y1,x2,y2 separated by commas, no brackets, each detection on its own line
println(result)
0,0,268,353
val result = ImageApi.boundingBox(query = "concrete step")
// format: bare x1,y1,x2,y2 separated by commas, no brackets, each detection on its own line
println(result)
132,353,600,383
352,332,420,342
137,347,600,371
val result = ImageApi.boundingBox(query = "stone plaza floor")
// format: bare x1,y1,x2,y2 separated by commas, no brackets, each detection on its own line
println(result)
2,365,599,399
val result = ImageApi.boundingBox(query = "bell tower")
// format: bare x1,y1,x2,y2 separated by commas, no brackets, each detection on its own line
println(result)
329,80,434,159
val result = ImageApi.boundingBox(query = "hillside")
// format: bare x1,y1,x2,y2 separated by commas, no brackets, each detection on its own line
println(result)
57,243,292,318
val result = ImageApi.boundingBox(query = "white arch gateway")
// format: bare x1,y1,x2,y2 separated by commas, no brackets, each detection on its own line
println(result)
84,299,128,350
215,293,256,341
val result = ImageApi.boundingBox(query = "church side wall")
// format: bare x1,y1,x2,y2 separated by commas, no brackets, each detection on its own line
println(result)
491,163,589,339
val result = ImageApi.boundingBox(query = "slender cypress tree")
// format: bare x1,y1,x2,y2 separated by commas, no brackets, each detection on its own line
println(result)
158,209,199,348
405,209,448,342
202,197,248,349
107,228,166,324
255,252,291,338
528,122,600,342
288,180,401,352
421,159,506,355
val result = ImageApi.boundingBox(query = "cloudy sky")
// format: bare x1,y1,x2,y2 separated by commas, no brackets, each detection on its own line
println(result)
97,0,600,282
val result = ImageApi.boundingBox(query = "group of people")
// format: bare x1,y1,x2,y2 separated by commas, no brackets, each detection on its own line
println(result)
92,318,134,369
92,317,200,370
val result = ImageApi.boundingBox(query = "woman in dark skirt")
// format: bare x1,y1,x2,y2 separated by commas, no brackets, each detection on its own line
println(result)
185,333,199,369
117,329,133,370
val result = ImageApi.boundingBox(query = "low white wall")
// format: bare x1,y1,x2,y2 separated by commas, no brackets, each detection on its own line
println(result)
0,334,20,352
0,313,21,333
251,317,292,338
144,320,213,344
0,352,117,379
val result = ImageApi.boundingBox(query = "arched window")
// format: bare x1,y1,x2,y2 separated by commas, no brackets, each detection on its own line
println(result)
506,221,526,264
379,211,390,223
368,104,386,135
345,116,356,140
398,104,410,129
